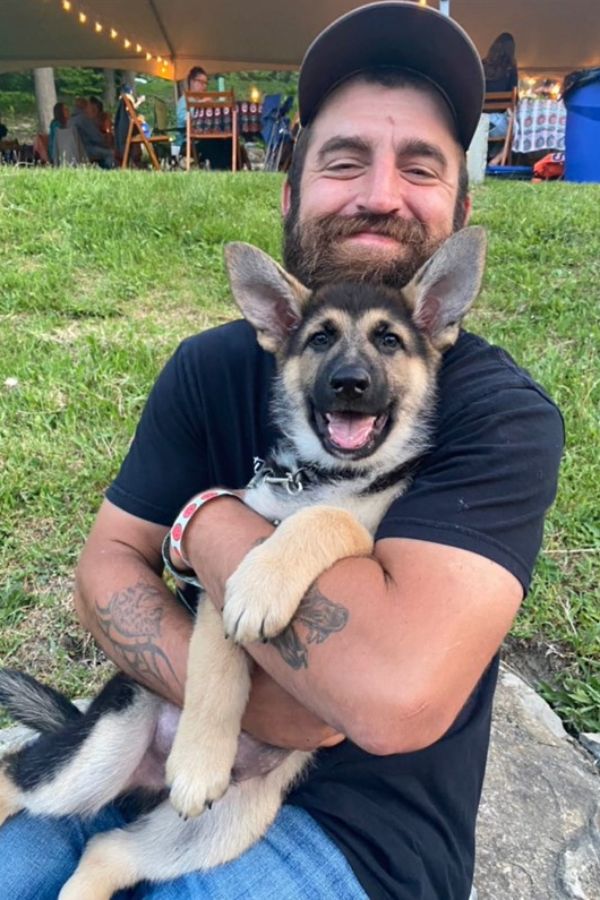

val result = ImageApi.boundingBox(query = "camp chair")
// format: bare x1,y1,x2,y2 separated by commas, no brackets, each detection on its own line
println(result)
261,94,294,172
483,88,518,166
184,90,239,172
121,93,171,171
151,96,182,167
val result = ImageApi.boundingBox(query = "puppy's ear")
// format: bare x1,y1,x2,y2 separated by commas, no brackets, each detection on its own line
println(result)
224,243,311,353
403,227,487,352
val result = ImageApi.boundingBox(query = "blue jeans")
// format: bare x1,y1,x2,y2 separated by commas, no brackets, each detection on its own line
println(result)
0,803,367,899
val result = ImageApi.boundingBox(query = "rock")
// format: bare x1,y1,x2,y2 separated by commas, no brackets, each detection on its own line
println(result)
579,733,600,766
475,663,600,899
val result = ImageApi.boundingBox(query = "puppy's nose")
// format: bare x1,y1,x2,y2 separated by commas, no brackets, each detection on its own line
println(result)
330,366,370,396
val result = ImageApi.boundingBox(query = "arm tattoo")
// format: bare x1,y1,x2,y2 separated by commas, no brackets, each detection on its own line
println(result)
97,581,182,692
270,585,349,670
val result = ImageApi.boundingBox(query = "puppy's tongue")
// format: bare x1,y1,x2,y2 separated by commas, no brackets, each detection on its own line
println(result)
326,413,376,449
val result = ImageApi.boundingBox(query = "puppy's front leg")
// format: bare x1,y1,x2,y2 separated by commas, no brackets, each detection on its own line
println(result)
223,506,373,644
166,600,251,818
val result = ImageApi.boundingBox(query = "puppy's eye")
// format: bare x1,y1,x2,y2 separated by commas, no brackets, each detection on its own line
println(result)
309,331,332,349
379,333,404,352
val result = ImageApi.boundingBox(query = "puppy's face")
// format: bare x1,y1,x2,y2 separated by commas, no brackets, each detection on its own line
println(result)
280,282,435,461
224,228,486,467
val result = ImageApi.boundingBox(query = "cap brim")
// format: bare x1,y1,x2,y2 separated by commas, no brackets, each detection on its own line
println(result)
298,1,484,150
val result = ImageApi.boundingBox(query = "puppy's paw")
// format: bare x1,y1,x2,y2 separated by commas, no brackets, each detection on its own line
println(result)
223,550,300,643
166,737,235,818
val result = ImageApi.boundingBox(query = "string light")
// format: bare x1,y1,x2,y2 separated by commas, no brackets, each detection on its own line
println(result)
55,1,172,76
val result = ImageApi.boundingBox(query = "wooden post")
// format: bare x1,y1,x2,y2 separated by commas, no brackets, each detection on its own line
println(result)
103,69,117,111
33,67,57,133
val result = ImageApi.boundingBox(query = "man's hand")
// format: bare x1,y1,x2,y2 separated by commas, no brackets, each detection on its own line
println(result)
243,666,344,751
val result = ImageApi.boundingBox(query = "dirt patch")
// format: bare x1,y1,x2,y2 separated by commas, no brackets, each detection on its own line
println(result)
2,577,113,696
501,635,573,690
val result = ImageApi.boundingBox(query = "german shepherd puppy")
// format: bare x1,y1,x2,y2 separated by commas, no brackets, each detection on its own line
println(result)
0,227,486,898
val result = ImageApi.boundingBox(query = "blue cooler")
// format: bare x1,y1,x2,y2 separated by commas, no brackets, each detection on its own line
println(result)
563,67,600,183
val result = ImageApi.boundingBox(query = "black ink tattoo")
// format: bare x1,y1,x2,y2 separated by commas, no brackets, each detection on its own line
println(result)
270,625,308,670
97,581,182,691
270,585,349,670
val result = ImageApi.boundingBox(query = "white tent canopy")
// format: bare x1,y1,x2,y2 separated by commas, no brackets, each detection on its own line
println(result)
2,0,599,80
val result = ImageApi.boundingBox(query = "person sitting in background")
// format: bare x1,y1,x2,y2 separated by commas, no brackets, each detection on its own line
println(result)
48,102,69,164
71,97,115,169
88,96,114,146
176,66,209,132
177,65,239,170
483,32,518,95
482,32,519,163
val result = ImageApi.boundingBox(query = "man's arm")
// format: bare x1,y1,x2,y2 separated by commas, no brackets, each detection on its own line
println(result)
75,498,342,750
180,496,523,756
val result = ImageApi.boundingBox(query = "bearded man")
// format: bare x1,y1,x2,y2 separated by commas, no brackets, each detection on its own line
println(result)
0,4,563,899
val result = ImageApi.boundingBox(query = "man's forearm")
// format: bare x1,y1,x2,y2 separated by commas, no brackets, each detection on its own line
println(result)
180,497,392,745
74,523,341,750
75,547,192,706
181,495,523,755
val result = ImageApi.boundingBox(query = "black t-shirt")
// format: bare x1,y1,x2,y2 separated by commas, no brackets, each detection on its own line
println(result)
107,320,563,900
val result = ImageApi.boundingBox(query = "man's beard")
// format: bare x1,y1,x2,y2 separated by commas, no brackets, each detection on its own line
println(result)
283,209,448,292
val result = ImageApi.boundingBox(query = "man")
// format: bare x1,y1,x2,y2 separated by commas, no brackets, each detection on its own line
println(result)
0,4,563,898
71,96,115,169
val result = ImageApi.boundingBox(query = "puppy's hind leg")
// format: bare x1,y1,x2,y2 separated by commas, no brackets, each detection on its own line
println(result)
0,768,21,826
2,675,163,821
60,752,312,899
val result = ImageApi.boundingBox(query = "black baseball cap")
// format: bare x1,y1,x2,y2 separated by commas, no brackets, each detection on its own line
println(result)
298,1,484,150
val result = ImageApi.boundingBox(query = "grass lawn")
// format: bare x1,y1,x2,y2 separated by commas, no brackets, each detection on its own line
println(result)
0,169,598,732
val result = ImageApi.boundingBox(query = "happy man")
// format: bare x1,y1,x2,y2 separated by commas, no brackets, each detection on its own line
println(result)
0,3,563,899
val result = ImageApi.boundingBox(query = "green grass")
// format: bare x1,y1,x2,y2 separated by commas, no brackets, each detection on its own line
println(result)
0,170,598,732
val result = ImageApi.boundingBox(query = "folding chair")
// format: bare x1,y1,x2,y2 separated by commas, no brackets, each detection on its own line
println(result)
121,94,171,171
261,94,294,172
184,90,239,172
483,88,518,166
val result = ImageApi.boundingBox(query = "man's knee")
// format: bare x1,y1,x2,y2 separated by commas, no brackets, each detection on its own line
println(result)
0,806,128,899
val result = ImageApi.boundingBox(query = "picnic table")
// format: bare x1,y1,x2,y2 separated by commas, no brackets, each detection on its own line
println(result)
512,97,566,153
189,101,263,139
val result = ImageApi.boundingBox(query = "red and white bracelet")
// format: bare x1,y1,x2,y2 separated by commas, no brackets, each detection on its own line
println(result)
162,488,241,588
170,488,240,567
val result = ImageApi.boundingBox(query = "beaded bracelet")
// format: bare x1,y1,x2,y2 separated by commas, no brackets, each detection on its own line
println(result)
161,488,242,589
169,488,241,568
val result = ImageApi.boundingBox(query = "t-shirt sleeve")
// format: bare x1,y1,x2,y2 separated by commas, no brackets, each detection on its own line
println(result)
105,322,276,526
106,338,214,526
376,363,564,593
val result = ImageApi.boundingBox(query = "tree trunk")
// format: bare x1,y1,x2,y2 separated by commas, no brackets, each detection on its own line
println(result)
33,67,57,132
103,68,117,110
122,70,137,93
